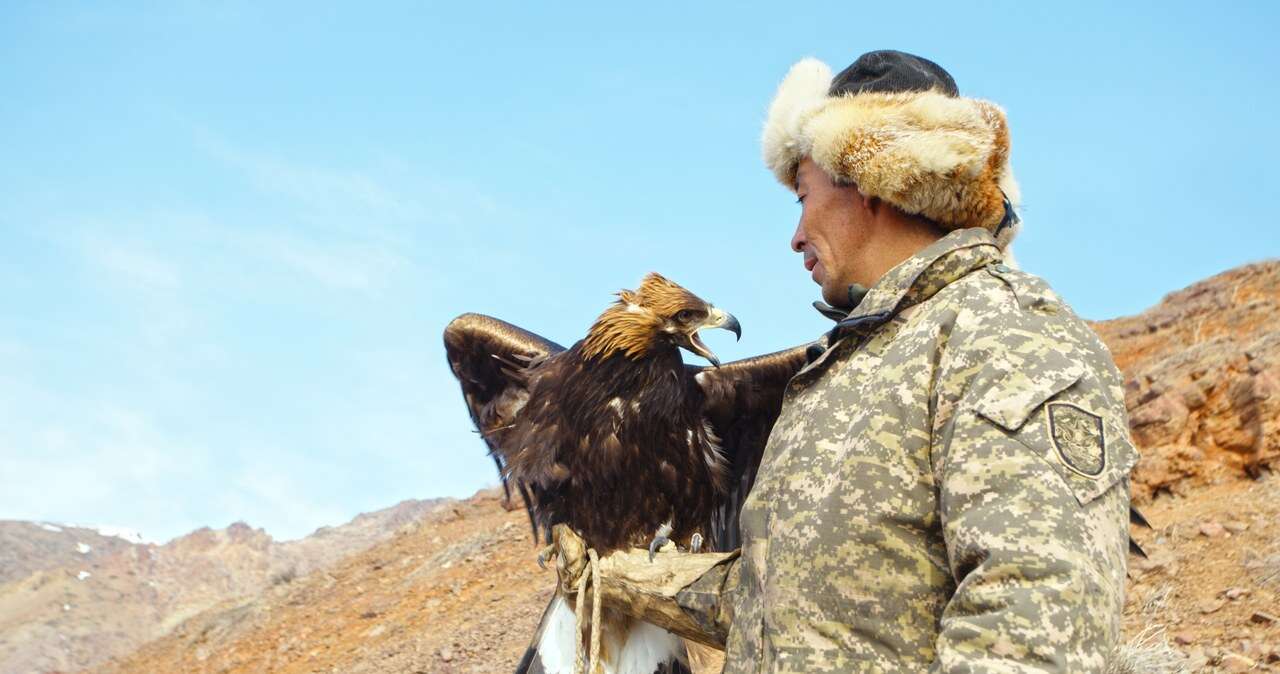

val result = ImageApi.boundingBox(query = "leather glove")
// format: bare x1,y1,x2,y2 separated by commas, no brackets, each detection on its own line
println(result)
544,523,741,648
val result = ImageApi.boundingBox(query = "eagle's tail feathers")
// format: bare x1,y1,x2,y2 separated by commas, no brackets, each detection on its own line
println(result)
515,645,541,674
516,594,562,674
533,595,579,673
524,594,689,673
617,619,686,673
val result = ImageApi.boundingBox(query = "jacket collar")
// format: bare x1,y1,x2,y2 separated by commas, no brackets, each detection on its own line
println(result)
814,228,1003,337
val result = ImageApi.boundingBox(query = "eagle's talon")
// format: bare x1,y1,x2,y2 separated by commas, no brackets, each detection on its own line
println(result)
648,535,669,563
690,532,703,554
537,543,557,570
648,522,675,563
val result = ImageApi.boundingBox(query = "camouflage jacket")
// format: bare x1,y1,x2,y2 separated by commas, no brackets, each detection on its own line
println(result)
684,228,1138,673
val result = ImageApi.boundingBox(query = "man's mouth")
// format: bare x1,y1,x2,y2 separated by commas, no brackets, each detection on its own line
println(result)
804,256,817,272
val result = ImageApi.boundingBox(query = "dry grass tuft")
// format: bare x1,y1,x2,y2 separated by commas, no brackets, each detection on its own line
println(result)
1106,625,1190,674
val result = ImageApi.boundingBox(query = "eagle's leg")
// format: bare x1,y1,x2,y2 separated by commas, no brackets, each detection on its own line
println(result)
647,522,675,562
537,543,557,570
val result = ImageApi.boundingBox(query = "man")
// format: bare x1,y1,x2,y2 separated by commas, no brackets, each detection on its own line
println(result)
553,50,1138,673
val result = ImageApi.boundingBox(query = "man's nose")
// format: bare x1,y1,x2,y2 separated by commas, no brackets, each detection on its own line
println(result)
790,220,806,253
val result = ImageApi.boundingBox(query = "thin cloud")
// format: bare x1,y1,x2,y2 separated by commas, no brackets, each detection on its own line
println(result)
196,131,428,224
78,234,181,293
245,229,410,294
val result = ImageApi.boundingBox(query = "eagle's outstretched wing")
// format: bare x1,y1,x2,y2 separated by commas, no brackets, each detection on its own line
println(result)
443,313,565,537
692,345,810,551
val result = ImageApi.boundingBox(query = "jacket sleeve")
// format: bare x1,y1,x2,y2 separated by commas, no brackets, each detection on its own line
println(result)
929,386,1137,673
673,552,742,646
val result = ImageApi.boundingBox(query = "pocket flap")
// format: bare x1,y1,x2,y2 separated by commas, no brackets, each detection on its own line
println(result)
975,345,1085,432
970,341,1137,506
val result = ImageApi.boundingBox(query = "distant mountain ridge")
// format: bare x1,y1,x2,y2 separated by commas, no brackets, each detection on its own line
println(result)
0,522,140,588
0,498,445,674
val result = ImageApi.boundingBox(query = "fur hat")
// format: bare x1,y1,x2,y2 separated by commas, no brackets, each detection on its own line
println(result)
762,51,1021,248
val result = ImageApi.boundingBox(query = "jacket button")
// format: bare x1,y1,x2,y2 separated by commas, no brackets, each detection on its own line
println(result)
993,263,1012,273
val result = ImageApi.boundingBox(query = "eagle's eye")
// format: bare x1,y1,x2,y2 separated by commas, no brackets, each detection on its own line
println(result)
675,309,703,324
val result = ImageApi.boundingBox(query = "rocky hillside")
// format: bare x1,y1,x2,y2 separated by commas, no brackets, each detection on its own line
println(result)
1090,260,1280,671
95,492,547,674
0,499,442,674
1092,261,1280,500
89,260,1280,673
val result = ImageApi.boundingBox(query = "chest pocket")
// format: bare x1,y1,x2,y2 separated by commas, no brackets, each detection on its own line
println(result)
973,344,1139,506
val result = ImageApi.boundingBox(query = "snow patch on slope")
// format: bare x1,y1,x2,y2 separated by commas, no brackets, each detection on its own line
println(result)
41,521,150,544
88,525,146,544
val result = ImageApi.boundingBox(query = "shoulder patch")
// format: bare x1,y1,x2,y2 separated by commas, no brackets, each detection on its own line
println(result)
1047,402,1106,477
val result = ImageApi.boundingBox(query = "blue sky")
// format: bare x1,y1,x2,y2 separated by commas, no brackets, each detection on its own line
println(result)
2,2,1276,542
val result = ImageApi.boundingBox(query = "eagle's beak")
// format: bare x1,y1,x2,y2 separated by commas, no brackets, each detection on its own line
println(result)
713,308,742,342
684,307,741,368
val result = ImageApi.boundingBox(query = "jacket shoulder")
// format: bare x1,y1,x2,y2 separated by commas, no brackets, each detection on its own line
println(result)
937,265,1138,503
944,264,1117,377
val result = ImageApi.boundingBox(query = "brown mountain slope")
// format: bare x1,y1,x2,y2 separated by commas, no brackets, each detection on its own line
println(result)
97,261,1280,674
94,492,547,674
0,499,442,674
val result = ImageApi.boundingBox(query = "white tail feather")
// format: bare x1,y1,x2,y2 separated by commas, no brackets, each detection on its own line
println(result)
617,619,685,673
536,596,685,673
538,596,579,673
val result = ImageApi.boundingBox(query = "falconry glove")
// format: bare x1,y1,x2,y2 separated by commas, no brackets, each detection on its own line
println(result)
548,524,741,649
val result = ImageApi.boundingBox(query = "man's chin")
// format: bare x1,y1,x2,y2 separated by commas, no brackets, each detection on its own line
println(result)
820,283,852,310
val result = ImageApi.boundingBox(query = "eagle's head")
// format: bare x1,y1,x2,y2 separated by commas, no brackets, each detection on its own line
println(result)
581,272,741,366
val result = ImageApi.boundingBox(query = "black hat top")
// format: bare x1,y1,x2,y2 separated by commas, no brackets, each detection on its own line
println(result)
829,50,959,98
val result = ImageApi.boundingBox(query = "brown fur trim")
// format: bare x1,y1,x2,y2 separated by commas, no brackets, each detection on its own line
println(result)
762,58,1021,236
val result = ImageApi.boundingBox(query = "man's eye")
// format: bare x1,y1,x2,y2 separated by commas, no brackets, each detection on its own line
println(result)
796,195,806,204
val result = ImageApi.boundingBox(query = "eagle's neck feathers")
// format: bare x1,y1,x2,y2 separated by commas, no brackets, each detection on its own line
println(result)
580,291,664,361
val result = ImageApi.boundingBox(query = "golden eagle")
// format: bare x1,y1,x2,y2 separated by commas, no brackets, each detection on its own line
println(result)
444,273,807,674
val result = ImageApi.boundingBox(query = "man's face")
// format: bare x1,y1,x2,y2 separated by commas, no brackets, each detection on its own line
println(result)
790,157,874,307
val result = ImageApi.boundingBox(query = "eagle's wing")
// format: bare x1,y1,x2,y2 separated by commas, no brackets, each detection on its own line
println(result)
443,313,565,537
692,344,810,551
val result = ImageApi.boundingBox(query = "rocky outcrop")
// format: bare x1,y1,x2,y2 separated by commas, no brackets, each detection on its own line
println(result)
1092,261,1280,501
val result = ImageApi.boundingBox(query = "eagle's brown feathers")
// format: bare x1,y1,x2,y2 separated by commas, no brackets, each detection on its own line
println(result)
443,274,807,554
